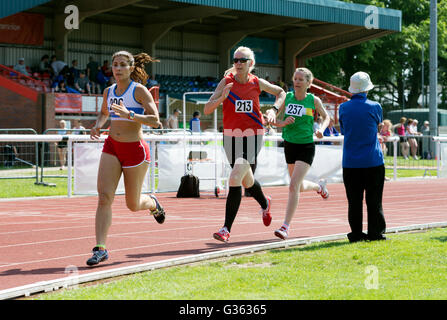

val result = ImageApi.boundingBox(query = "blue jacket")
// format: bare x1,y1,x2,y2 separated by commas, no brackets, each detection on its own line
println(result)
339,93,384,168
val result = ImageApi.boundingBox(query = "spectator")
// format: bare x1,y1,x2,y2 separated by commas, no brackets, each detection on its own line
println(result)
421,120,432,159
339,71,386,243
63,64,77,88
167,108,181,129
96,69,109,94
38,54,52,75
406,118,421,160
56,120,68,170
189,110,201,133
379,119,393,156
146,75,158,88
323,117,339,144
53,66,79,92
3,144,18,167
421,120,430,135
50,55,67,77
72,119,86,135
74,71,91,95
410,119,421,135
55,81,68,93
13,58,29,76
86,56,100,94
313,116,323,144
69,60,81,82
393,116,410,160
101,60,113,78
313,116,322,132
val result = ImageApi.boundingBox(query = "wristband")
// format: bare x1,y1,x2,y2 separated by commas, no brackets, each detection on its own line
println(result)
128,110,135,120
272,106,279,113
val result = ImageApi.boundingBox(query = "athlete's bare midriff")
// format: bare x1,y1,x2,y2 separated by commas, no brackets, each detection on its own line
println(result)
109,120,144,142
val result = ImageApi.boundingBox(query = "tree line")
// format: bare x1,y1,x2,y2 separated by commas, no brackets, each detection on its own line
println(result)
307,0,447,115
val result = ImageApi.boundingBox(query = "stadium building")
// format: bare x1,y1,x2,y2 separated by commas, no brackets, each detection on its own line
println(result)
0,0,401,132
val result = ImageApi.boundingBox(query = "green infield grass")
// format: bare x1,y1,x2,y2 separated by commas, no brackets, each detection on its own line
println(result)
35,227,447,300
0,167,434,198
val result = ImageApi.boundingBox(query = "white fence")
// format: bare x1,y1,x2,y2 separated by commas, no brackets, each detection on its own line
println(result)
0,133,446,197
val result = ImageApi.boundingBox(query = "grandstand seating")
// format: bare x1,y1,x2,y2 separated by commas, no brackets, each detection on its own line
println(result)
157,75,218,95
0,63,350,112
0,64,50,93
156,74,287,101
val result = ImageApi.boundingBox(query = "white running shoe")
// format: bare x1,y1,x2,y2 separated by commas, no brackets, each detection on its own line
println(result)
317,179,329,200
274,226,288,240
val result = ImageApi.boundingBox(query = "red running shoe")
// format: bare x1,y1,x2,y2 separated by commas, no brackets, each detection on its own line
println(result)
260,196,272,226
317,179,329,200
213,227,230,242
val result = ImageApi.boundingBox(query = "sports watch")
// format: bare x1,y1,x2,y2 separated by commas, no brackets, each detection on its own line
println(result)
128,110,135,120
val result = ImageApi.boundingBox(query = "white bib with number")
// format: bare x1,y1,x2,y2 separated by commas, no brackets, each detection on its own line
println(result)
285,103,306,117
235,100,253,113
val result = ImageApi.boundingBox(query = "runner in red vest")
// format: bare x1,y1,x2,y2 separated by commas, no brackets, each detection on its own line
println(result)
204,46,286,242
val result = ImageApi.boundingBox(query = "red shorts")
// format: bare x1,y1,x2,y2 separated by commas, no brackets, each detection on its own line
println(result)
102,136,150,168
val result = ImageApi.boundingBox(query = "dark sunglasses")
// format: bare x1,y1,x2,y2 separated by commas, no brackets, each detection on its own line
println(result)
233,58,250,63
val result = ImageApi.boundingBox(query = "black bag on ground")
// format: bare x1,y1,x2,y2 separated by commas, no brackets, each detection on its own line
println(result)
176,173,200,198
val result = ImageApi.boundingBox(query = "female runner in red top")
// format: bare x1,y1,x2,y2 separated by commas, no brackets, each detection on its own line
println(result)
204,46,286,242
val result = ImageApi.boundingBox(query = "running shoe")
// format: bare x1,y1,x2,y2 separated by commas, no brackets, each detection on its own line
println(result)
260,196,272,226
213,227,230,242
274,226,289,240
86,247,109,266
150,195,165,224
317,179,329,200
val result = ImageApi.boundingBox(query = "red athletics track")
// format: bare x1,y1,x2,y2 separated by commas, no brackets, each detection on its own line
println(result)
1,178,447,293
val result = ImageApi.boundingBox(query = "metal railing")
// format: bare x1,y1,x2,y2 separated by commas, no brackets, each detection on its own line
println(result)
0,132,445,197
0,128,39,183
383,135,437,178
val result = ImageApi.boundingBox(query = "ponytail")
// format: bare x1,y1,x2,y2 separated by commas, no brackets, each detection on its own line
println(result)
131,53,159,84
111,51,160,84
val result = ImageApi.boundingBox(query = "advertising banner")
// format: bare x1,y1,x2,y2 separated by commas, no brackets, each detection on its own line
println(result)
0,13,44,46
54,94,82,113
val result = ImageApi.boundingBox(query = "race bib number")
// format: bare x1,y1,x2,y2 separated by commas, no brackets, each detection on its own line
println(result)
235,100,253,113
109,97,123,106
285,103,305,117
109,97,123,114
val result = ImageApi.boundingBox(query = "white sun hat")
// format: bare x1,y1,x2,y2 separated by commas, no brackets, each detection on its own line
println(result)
348,71,374,93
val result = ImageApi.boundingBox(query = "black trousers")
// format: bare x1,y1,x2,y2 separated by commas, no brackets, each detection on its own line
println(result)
342,165,386,241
